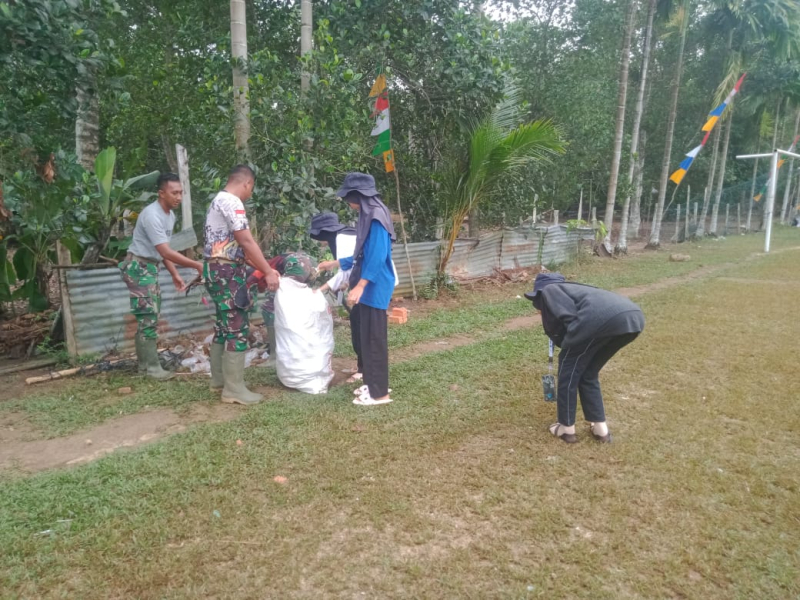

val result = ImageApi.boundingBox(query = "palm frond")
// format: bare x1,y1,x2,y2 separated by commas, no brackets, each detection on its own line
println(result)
713,51,743,110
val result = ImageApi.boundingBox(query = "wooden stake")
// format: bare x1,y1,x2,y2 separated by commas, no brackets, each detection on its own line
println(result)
737,203,741,233
725,204,730,236
685,185,690,239
392,166,417,301
176,144,193,232
56,241,78,358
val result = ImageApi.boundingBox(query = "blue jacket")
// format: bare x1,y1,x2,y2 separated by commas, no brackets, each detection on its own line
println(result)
339,220,394,310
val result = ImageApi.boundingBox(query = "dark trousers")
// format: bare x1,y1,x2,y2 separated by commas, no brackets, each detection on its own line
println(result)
350,304,364,373
359,304,389,398
556,333,639,426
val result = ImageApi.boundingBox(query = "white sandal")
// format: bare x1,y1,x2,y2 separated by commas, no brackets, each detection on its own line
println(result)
353,393,393,406
353,385,391,395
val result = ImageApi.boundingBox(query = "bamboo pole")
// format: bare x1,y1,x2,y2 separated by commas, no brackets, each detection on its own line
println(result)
392,166,417,301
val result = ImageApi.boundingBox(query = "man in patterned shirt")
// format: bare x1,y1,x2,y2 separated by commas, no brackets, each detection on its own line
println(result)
203,164,279,405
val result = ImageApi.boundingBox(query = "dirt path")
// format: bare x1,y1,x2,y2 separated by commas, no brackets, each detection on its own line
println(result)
4,246,799,475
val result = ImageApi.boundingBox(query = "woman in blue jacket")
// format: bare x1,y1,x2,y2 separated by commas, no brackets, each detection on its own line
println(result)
319,173,396,406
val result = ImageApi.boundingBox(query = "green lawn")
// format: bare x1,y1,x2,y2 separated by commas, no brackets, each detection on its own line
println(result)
4,228,799,440
1,231,799,598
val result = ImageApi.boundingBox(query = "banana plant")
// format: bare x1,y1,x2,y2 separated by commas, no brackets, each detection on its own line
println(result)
1,152,83,310
79,147,159,265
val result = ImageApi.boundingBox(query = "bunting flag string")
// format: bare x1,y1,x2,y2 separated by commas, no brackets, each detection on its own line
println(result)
753,134,800,202
669,73,746,185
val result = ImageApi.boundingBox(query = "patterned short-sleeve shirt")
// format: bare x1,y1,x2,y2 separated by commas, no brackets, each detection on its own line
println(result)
203,191,249,262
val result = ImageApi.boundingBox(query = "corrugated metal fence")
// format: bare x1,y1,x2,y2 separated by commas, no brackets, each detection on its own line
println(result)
65,266,219,356
392,225,595,296
64,225,593,356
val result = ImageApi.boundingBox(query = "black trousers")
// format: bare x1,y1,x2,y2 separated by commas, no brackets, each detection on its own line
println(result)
349,304,364,373
556,333,639,426
359,304,389,398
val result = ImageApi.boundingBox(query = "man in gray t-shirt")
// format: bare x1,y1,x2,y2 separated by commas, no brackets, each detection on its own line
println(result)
120,173,203,380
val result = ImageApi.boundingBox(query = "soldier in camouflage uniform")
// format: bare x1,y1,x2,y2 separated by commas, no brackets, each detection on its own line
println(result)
121,173,203,380
203,165,279,405
121,258,162,341
253,252,318,365
204,261,253,353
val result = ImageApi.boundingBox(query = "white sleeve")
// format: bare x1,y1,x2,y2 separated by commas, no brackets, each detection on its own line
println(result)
328,269,348,291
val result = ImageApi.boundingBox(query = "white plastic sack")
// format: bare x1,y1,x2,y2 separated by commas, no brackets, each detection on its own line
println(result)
274,278,334,394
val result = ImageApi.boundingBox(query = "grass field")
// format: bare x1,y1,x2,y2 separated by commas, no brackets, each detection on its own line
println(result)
1,228,799,598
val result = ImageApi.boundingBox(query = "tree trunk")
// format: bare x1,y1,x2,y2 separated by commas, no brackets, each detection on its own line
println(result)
602,0,637,251
710,109,734,235
617,0,656,254
780,108,800,223
746,135,761,232
300,0,312,93
629,130,646,239
647,0,688,248
695,126,720,237
704,28,735,238
468,208,480,238
230,0,250,158
75,69,100,171
758,98,783,231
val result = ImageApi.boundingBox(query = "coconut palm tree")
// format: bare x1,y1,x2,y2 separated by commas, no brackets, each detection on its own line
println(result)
780,106,800,223
647,0,690,248
437,85,565,275
230,0,250,157
704,0,800,232
301,0,313,93
602,0,637,252
617,0,657,253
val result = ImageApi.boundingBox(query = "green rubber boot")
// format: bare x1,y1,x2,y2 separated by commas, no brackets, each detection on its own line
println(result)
140,336,174,381
210,343,225,390
221,351,262,405
134,334,147,374
264,325,277,369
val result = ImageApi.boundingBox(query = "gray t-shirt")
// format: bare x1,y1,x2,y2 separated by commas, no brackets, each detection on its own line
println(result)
128,201,176,261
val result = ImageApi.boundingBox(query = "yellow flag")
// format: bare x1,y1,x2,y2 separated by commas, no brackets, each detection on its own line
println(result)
382,150,395,173
702,116,719,132
369,74,387,98
669,169,687,185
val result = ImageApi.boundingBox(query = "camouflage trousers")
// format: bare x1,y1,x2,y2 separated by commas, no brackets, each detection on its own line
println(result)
260,252,318,326
120,258,161,340
204,261,252,352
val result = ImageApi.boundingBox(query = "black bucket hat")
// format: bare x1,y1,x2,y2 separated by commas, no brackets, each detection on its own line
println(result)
309,211,347,237
524,272,566,304
336,172,379,199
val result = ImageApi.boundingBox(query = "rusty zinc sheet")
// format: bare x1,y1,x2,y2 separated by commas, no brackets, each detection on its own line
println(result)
65,266,221,356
